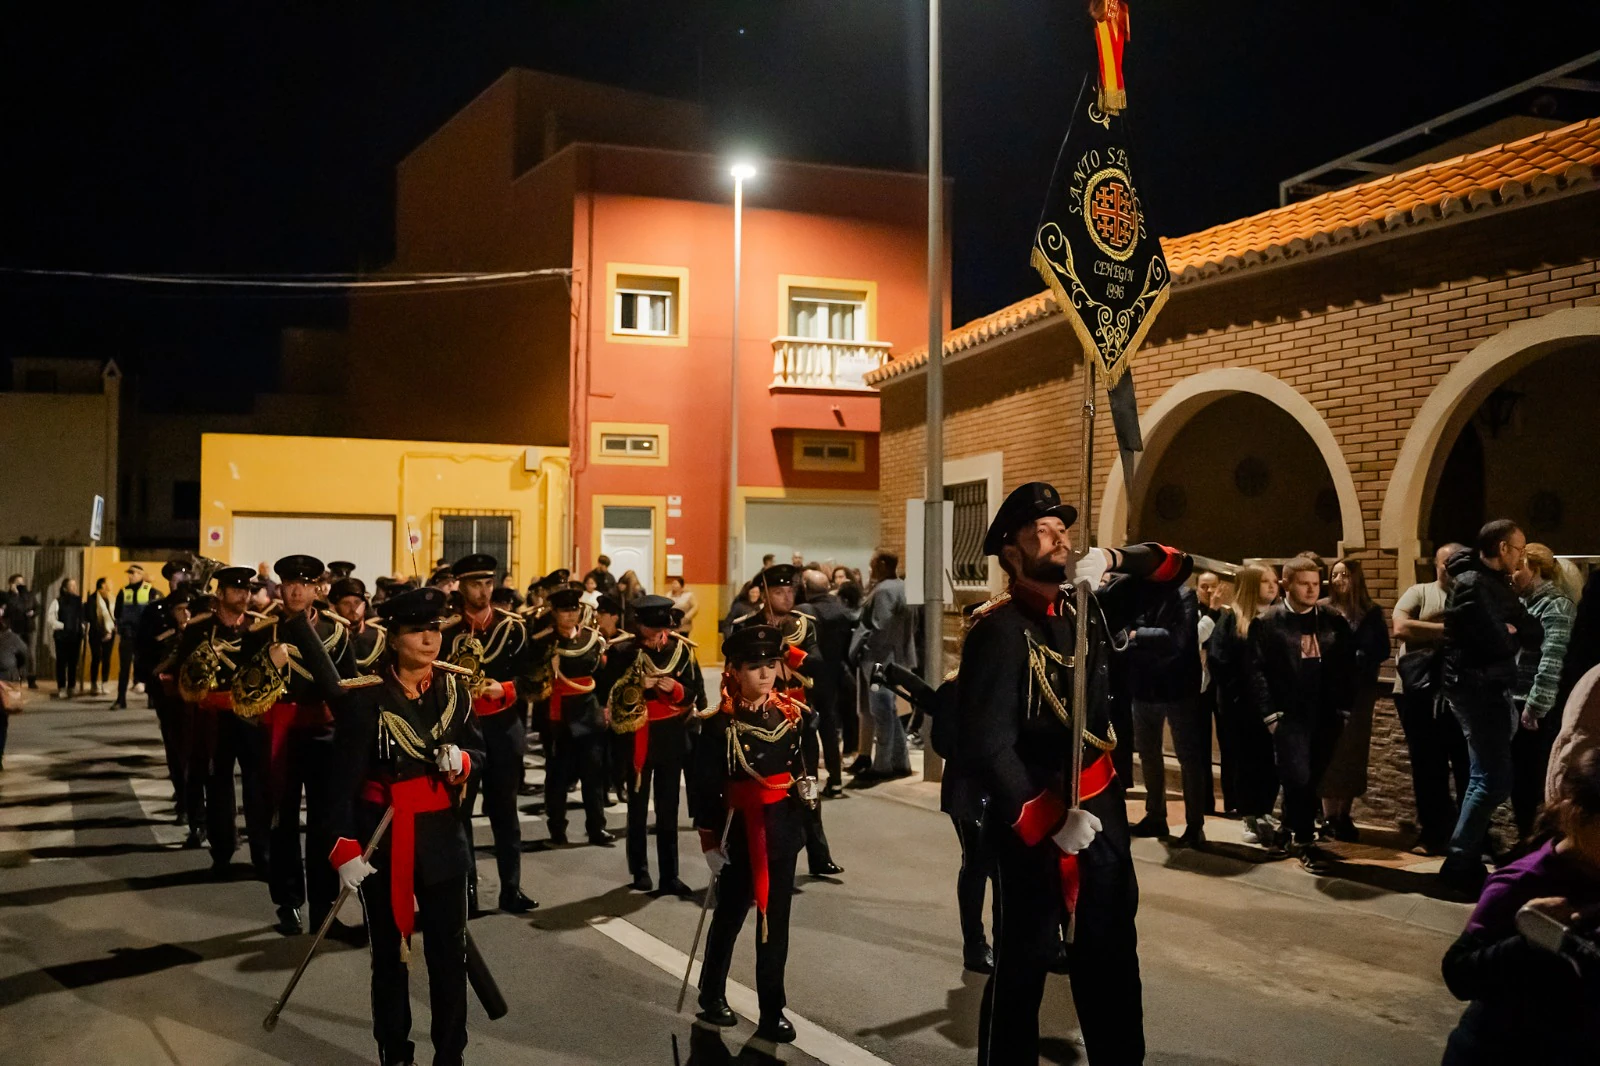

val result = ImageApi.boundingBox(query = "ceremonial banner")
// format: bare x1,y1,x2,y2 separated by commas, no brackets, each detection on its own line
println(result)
1031,74,1169,474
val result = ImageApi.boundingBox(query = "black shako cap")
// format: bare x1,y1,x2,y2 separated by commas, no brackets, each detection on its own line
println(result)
633,594,676,628
451,553,498,580
213,566,255,590
982,482,1079,557
378,586,447,628
547,586,584,610
752,563,799,589
329,577,367,603
328,560,356,579
723,623,784,665
537,568,571,592
595,592,622,616
275,555,325,583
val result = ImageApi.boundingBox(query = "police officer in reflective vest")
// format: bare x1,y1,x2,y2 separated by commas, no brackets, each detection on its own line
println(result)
956,482,1190,1066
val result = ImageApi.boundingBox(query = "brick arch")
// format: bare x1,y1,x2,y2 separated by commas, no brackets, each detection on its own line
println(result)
1097,367,1365,553
1379,306,1600,563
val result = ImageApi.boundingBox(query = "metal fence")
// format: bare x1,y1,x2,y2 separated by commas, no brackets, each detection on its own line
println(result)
0,545,90,684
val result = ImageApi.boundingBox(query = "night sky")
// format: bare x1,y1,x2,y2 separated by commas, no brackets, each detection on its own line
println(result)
3,2,1598,406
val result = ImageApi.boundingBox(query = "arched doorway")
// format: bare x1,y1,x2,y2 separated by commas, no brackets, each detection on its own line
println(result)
1382,307,1600,563
1423,343,1600,554
1099,368,1364,560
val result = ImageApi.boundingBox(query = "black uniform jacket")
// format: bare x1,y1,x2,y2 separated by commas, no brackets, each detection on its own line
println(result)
347,621,387,676
542,625,607,735
441,605,532,718
596,632,707,717
327,667,485,884
954,543,1192,847
690,692,807,834
172,608,275,705
734,610,819,700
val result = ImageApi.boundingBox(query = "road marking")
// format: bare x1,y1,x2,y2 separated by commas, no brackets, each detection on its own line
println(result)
587,915,893,1066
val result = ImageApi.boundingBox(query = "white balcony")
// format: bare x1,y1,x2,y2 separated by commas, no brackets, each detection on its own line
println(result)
769,336,894,390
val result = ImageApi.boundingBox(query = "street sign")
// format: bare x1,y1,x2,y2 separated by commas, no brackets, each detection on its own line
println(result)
89,495,105,543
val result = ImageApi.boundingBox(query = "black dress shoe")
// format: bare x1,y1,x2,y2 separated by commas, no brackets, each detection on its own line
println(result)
847,755,871,776
1128,816,1168,839
588,829,616,846
696,998,737,1028
517,782,538,796
274,905,303,936
547,828,568,846
755,1013,796,1043
630,871,654,892
208,859,233,882
809,860,844,877
183,827,206,850
326,919,368,946
1332,815,1361,843
821,782,844,799
656,877,693,897
963,943,995,974
1176,827,1207,850
499,890,539,914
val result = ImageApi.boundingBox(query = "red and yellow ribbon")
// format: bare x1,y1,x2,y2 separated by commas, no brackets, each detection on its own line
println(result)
1090,0,1130,113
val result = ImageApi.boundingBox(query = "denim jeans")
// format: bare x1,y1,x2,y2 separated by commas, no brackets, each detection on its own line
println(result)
868,680,911,774
1444,686,1517,874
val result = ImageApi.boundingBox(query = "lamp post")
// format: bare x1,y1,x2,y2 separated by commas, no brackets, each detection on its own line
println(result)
921,0,946,782
726,163,757,598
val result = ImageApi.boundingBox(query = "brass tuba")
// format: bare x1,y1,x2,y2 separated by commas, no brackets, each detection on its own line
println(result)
607,654,650,735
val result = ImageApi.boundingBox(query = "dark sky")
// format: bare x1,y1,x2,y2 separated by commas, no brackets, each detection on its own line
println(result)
3,2,1598,406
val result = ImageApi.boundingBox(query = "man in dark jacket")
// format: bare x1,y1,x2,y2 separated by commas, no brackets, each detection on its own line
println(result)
1122,584,1209,846
1440,519,1544,889
797,568,852,797
4,575,39,689
1247,556,1356,872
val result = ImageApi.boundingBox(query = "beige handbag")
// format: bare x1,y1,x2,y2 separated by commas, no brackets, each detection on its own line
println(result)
1,680,26,715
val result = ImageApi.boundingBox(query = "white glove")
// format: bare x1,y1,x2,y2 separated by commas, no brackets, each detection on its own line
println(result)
1052,808,1103,855
704,847,728,877
1072,548,1110,589
435,743,463,776
337,855,377,892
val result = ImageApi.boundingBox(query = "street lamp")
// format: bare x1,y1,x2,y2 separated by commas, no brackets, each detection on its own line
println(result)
726,161,757,597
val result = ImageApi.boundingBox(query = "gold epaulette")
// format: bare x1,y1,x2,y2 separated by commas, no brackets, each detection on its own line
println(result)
494,607,520,620
155,629,176,642
439,614,463,629
188,612,213,626
432,659,474,677
606,633,634,647
968,592,1011,621
249,615,278,632
320,609,346,625
338,674,384,689
673,631,698,650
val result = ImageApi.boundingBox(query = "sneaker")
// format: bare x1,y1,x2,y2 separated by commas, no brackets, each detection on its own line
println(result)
1241,817,1263,845
1298,844,1335,875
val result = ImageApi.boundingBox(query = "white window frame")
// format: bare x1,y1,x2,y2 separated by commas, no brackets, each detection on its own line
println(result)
788,292,868,342
599,432,661,458
614,287,675,337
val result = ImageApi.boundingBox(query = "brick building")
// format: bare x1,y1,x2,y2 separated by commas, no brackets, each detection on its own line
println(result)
868,117,1600,827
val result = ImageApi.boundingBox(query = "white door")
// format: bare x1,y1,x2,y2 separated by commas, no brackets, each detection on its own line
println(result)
744,500,877,579
232,515,394,583
600,506,655,594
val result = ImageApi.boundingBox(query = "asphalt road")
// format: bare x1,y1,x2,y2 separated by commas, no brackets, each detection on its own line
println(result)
0,698,1467,1065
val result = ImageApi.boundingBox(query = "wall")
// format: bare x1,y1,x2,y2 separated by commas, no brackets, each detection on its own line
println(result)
877,188,1600,826
0,388,118,545
199,433,569,589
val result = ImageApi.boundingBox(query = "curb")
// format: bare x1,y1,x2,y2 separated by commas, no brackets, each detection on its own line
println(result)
854,775,1470,937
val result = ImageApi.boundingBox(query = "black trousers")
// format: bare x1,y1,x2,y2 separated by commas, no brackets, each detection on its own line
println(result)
811,684,844,782
799,713,835,872
270,727,338,920
1201,685,1231,813
184,704,213,834
361,867,469,1066
619,725,685,883
154,692,187,807
1512,706,1561,838
209,712,271,873
460,709,524,900
1221,684,1279,817
546,725,607,839
1273,711,1344,845
1395,688,1469,846
53,633,82,693
699,799,804,1019
978,785,1143,1066
951,813,994,950
115,631,137,702
88,634,112,685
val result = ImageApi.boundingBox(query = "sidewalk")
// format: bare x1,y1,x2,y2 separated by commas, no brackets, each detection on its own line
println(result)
851,747,1472,938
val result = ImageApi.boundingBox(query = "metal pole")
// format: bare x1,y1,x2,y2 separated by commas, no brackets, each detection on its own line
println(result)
726,175,745,596
921,0,945,780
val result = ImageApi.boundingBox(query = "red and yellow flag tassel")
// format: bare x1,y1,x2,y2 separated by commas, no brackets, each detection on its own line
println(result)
1090,0,1130,113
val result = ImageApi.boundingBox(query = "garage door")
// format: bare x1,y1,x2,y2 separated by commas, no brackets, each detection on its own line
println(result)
232,515,395,583
745,500,877,579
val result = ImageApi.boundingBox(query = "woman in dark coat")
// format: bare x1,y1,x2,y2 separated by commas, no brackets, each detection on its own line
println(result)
1320,559,1391,842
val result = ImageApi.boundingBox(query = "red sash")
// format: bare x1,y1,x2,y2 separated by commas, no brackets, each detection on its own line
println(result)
1058,754,1118,913
549,673,593,723
358,776,454,947
198,692,233,712
472,679,517,718
726,776,793,937
261,700,331,806
630,684,686,778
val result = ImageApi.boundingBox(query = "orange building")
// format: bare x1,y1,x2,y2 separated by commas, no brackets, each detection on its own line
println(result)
338,70,946,624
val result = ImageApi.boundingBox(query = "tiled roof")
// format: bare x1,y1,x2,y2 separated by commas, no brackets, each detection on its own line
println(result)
869,116,1600,385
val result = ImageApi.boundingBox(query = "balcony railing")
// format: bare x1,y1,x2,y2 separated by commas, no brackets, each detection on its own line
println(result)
770,336,894,390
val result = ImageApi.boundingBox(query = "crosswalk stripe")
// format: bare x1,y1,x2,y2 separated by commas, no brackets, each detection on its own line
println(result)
587,915,894,1066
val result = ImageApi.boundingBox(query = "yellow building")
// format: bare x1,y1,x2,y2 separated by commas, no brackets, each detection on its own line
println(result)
198,433,570,589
